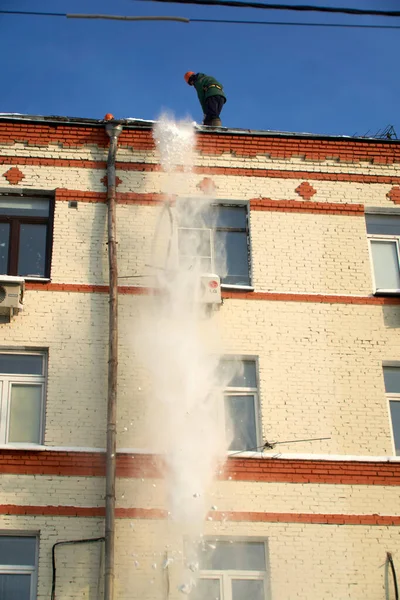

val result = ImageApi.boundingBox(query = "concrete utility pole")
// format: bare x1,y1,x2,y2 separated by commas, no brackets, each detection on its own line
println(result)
104,118,123,600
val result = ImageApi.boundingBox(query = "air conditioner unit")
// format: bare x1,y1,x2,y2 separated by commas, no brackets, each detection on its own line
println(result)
199,273,222,305
0,276,25,316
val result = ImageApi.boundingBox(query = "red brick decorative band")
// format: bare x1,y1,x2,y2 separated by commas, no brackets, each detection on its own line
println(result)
1,121,400,164
0,504,399,525
222,291,400,305
24,282,400,306
0,504,105,517
55,189,366,215
250,198,364,215
2,155,400,184
1,449,400,485
55,189,167,205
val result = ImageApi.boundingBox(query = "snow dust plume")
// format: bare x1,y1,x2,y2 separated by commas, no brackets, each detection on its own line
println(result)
134,114,232,532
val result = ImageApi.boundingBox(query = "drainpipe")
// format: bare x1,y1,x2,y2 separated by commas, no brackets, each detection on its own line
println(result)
104,115,123,600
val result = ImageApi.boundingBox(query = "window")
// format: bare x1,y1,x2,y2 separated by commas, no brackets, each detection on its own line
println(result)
0,194,53,279
383,366,400,455
366,214,400,293
219,358,259,452
0,352,46,445
178,204,251,287
189,540,268,600
0,535,37,600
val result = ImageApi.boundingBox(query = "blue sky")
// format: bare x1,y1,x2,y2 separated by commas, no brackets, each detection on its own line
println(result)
1,0,399,136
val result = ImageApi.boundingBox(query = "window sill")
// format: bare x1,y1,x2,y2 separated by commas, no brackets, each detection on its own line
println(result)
23,277,51,283
373,289,400,296
221,285,254,292
0,443,45,450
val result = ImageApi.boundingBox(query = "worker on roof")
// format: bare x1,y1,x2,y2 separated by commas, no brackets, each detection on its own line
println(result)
184,72,226,127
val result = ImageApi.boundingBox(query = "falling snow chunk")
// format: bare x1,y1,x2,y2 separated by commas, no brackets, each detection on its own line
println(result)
152,563,157,570
178,582,194,595
211,505,217,510
134,561,139,567
193,493,200,498
207,516,213,521
162,557,173,569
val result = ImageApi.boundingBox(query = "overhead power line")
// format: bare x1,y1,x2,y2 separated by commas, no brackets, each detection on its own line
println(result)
0,10,189,23
132,0,400,17
193,19,400,29
2,9,400,29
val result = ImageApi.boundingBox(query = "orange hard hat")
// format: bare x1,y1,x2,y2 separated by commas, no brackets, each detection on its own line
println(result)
184,71,195,84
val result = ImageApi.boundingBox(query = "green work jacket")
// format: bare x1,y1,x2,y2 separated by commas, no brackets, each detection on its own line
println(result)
193,73,226,113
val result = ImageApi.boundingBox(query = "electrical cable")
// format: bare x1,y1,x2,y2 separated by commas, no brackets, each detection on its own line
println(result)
132,0,400,17
191,19,400,29
51,537,105,600
229,436,331,457
2,10,400,30
387,553,399,600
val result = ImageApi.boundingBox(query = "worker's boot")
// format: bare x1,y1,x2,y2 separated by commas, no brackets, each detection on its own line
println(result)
207,117,222,127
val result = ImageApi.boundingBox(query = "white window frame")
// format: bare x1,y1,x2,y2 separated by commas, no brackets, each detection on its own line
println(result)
0,534,38,600
177,202,252,289
0,351,46,446
194,539,269,600
178,227,214,273
224,388,260,453
386,391,400,456
367,234,400,294
219,357,261,454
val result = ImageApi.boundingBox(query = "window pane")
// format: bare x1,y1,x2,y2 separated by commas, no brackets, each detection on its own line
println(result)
190,578,221,600
390,402,400,456
180,256,213,273
0,573,31,600
8,384,42,443
200,542,266,571
18,224,47,277
178,229,212,258
0,354,43,375
232,579,265,600
370,240,400,289
0,197,49,217
213,206,247,229
0,222,10,274
219,360,257,388
225,395,257,451
215,231,250,286
383,367,400,394
0,536,36,565
366,214,400,236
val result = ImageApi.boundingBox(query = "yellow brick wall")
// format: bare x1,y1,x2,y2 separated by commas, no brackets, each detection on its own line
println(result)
2,134,400,599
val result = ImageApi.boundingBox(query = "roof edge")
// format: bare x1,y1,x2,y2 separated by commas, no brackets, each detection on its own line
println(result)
0,113,399,144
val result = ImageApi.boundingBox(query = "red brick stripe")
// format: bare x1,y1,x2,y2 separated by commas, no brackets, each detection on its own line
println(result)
250,198,364,215
1,450,400,485
55,189,366,215
55,189,167,205
24,282,400,306
1,122,400,164
2,155,400,183
210,512,400,526
0,504,104,517
222,291,400,305
0,504,399,525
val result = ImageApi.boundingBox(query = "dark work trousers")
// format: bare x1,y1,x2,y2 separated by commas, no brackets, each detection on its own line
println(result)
203,96,226,125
